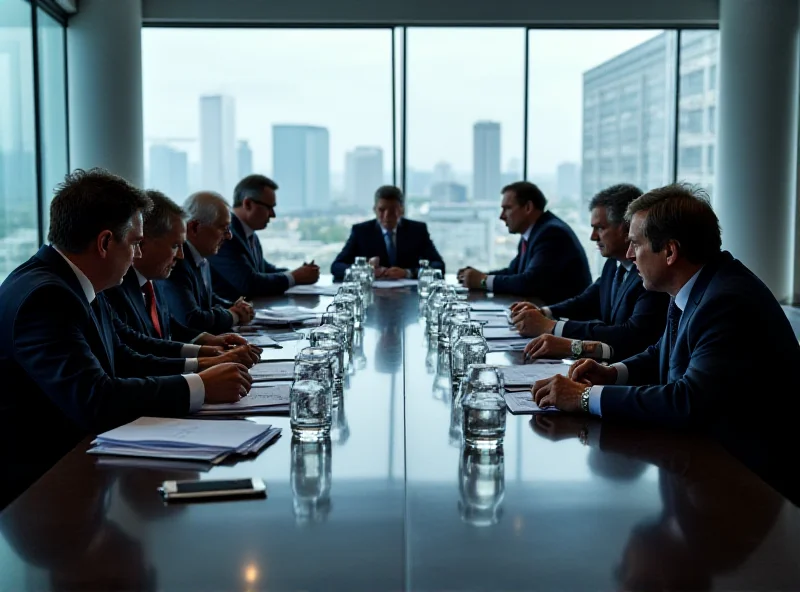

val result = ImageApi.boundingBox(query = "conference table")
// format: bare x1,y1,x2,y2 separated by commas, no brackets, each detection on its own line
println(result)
1,281,799,591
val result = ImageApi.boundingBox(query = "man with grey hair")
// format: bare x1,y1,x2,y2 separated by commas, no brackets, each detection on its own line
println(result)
106,190,260,368
209,174,319,299
161,191,255,335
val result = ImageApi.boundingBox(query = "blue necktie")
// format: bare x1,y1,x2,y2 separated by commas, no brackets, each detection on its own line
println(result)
199,260,212,297
248,234,259,262
385,230,397,267
610,264,626,304
668,300,682,350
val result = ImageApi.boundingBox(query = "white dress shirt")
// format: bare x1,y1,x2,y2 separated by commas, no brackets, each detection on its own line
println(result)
587,266,704,416
380,220,414,279
132,268,202,369
486,224,535,292
237,215,295,287
185,240,239,325
541,259,634,361
54,248,206,412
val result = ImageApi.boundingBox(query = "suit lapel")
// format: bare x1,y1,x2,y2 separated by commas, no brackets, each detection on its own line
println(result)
231,215,259,268
90,295,115,371
153,282,172,340
610,264,637,320
123,269,153,336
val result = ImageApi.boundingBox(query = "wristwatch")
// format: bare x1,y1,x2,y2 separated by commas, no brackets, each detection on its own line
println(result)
480,276,487,290
570,339,584,358
580,386,591,414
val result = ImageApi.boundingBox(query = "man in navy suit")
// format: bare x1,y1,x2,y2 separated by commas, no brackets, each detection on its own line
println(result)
457,181,591,304
105,190,259,367
0,168,252,509
532,184,800,435
161,191,256,335
510,184,669,362
209,175,320,299
331,185,445,280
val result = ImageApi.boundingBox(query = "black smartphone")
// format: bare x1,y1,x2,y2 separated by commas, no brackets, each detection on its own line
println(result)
158,478,266,501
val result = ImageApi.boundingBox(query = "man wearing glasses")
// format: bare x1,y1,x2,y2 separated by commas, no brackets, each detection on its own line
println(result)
208,174,320,299
161,191,255,334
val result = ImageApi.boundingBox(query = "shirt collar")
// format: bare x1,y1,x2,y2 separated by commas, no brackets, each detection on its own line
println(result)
185,240,206,266
675,266,704,311
133,267,149,288
619,259,634,271
521,224,535,242
236,213,255,239
53,247,96,303
379,219,402,235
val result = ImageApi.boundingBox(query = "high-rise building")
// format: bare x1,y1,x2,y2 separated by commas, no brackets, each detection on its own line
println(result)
556,162,581,203
148,144,188,200
345,146,383,209
237,140,253,180
433,161,454,184
473,121,501,201
430,181,468,203
581,31,717,205
422,201,501,271
272,125,330,213
199,94,237,197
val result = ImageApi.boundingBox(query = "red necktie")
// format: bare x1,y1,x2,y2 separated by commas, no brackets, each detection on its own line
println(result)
520,238,528,259
142,280,163,338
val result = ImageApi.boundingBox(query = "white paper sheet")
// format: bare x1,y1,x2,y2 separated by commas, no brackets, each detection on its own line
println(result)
487,338,530,352
93,417,269,450
373,279,419,289
249,361,295,381
499,362,572,386
483,327,522,340
504,391,559,414
469,302,507,312
284,285,340,296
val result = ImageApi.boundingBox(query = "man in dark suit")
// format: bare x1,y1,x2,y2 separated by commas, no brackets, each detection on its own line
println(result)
532,184,800,435
510,184,669,362
209,175,320,299
106,190,260,366
161,191,255,335
457,181,591,304
331,185,445,280
0,168,252,509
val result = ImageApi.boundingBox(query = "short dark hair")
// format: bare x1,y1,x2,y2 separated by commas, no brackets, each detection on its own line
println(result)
589,184,644,226
374,185,404,205
625,183,722,264
233,174,279,207
48,168,152,253
143,190,187,238
502,181,547,210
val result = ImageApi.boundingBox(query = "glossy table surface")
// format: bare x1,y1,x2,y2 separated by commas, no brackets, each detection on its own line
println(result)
1,284,799,591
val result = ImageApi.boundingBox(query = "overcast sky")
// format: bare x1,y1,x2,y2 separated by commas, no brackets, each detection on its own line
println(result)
142,28,660,177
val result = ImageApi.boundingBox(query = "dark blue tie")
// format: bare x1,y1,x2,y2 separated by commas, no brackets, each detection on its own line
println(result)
385,231,397,267
248,234,259,263
610,264,626,304
668,300,682,350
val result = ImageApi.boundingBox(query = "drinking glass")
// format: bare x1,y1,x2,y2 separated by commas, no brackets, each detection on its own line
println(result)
291,437,332,524
458,446,505,526
334,292,361,329
461,364,506,449
290,379,331,441
438,302,471,348
322,309,354,349
451,334,489,388
338,283,365,326
418,259,433,299
312,342,344,405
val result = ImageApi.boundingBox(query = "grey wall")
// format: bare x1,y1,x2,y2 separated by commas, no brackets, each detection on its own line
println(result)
141,0,719,26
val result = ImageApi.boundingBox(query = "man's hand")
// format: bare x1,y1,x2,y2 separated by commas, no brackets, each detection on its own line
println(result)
229,299,254,324
292,263,320,285
197,363,253,404
531,374,588,412
383,267,407,280
510,308,556,337
368,256,381,268
569,358,617,386
198,345,259,370
509,301,538,314
197,332,249,348
524,334,572,360
198,345,223,357
458,268,487,290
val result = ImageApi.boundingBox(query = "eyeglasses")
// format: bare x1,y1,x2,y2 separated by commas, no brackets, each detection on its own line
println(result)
247,198,275,211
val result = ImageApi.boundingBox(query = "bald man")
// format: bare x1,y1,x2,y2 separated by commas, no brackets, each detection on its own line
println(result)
160,192,254,334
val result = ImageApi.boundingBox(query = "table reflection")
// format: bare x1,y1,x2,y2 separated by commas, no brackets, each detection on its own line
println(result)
458,446,505,527
330,393,351,445
291,437,332,525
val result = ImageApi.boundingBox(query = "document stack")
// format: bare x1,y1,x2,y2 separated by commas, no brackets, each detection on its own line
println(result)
253,306,320,326
87,417,282,464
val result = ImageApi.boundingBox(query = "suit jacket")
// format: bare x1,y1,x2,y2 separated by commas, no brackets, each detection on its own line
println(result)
105,267,202,346
160,244,235,335
0,246,190,508
209,214,290,300
547,258,670,360
331,218,445,280
600,251,800,432
489,211,591,304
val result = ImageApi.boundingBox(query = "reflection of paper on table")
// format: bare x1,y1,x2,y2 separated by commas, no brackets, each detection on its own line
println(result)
504,391,559,414
483,327,522,340
249,361,295,381
285,285,339,296
373,279,419,289
469,302,507,312
254,306,321,324
499,362,571,386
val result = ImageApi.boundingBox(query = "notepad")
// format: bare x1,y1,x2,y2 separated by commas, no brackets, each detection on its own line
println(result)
469,302,508,312
483,327,522,340
487,338,530,352
196,382,291,416
499,362,571,386
504,391,559,415
249,361,295,382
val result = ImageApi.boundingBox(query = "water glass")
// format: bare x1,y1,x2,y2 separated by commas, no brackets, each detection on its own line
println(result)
291,437,332,524
339,282,365,322
322,309,354,350
418,259,432,298
312,342,344,404
427,285,458,337
451,334,489,388
438,302,471,348
458,446,505,526
461,364,506,449
290,379,331,441
296,347,335,390
334,292,361,329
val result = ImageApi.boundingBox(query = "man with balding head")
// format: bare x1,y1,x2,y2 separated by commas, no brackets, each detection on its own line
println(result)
161,191,255,335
